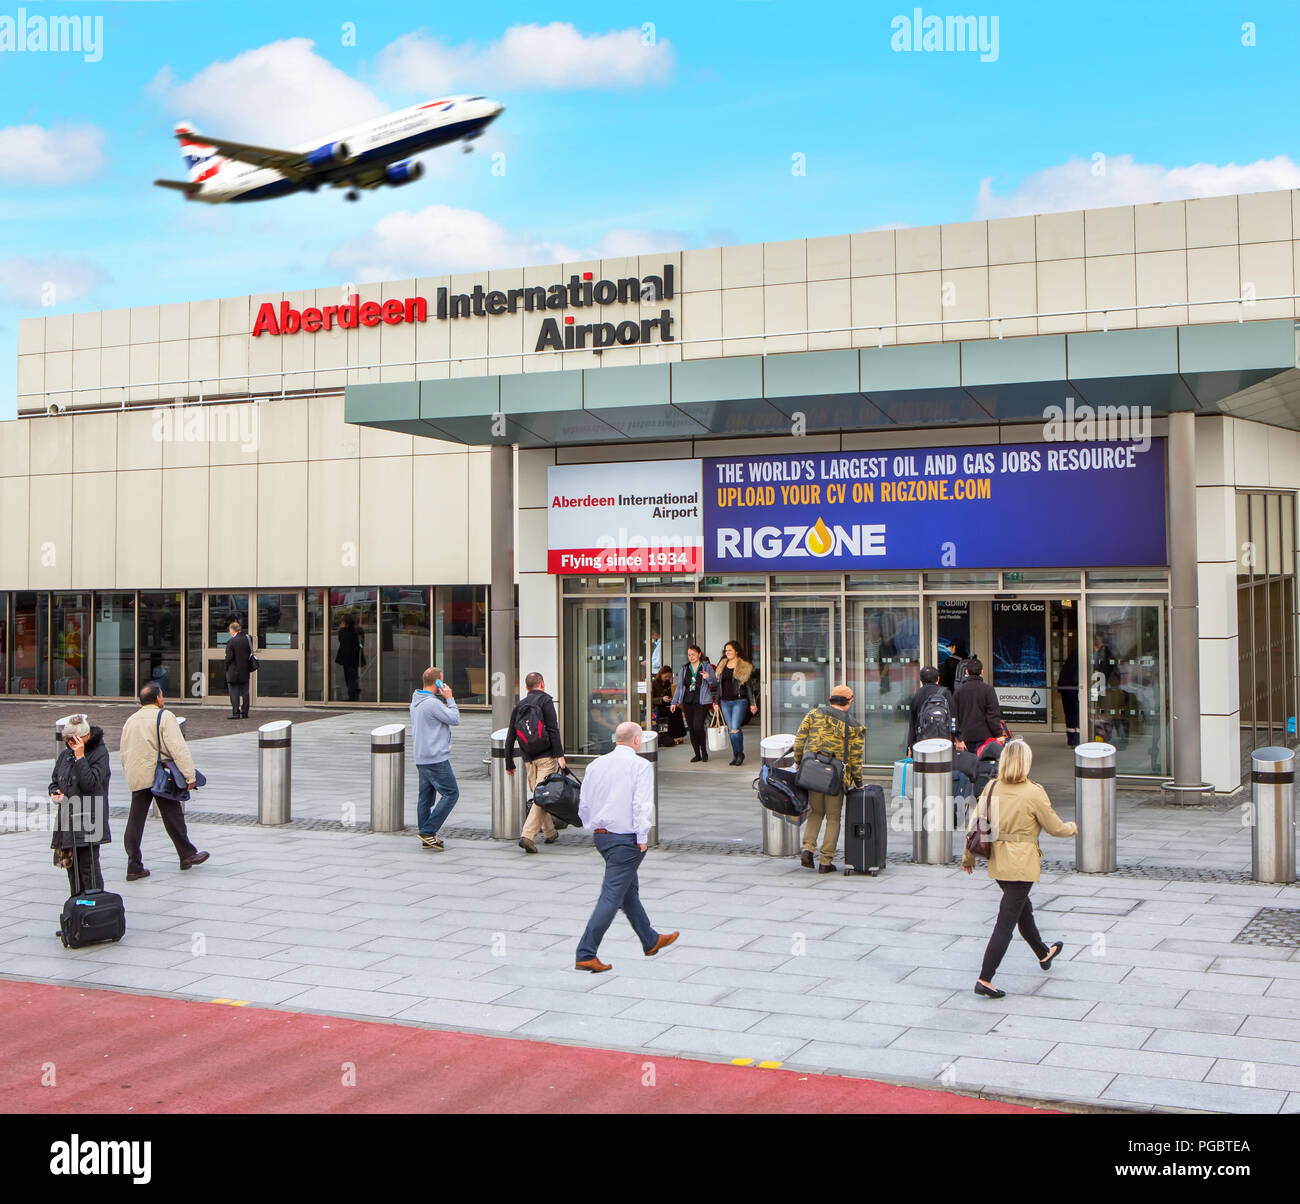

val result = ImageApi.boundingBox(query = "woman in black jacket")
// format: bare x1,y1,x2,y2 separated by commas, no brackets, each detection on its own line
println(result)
49,714,111,893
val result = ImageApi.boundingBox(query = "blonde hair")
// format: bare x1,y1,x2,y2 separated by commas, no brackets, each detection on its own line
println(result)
997,738,1032,784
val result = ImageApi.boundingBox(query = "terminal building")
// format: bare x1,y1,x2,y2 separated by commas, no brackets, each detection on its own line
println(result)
3,186,1299,797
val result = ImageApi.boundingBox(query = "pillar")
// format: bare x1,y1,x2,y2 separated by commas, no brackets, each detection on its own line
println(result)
1165,411,1211,801
489,442,516,732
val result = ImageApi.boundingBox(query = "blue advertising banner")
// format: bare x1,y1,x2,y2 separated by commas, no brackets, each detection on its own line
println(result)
703,439,1166,572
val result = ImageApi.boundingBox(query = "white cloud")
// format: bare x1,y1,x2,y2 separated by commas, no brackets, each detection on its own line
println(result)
0,256,109,308
0,124,106,184
376,22,674,93
152,38,388,144
977,154,1300,218
328,206,685,282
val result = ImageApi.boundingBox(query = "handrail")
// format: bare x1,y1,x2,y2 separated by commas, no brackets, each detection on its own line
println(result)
18,292,1300,414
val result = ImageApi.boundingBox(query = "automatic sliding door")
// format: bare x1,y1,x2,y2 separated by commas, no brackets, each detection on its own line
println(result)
1087,598,1168,775
565,600,628,754
848,600,919,763
771,598,840,736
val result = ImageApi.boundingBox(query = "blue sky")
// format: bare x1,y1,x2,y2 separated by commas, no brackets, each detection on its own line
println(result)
2,0,1299,417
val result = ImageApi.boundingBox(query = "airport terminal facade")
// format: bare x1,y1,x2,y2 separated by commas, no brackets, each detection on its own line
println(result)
4,187,1300,795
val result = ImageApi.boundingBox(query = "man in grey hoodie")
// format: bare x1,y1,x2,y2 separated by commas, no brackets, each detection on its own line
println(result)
410,666,460,850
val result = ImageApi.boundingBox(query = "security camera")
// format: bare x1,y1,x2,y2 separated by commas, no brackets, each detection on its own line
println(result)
46,401,64,416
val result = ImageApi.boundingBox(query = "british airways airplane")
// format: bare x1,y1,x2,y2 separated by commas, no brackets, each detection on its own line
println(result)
154,94,504,203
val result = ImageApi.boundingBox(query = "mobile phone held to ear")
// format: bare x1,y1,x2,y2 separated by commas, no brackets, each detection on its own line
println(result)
436,679,447,693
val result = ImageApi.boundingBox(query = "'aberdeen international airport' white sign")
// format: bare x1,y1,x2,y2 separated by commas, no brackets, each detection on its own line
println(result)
547,460,704,574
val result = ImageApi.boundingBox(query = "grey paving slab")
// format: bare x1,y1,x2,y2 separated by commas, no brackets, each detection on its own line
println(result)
1102,1074,1284,1114
714,986,861,1020
944,991,1096,1020
513,1011,669,1047
992,1013,1153,1049
261,945,393,970
70,963,210,992
746,1012,907,1048
1086,1002,1243,1036
1144,1029,1300,1066
590,976,733,1007
1205,1058,1300,1093
1284,1093,1300,1113
1178,990,1300,1021
946,1056,1115,1101
616,998,767,1032
1043,1042,1215,1081
788,1041,956,1082
1238,1014,1300,1042
176,976,313,1005
645,1025,810,1062
888,1027,1055,1065
1121,966,1271,996
281,984,426,1018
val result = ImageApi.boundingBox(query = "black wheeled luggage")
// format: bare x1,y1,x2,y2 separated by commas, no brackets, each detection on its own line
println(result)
843,783,887,876
58,850,125,949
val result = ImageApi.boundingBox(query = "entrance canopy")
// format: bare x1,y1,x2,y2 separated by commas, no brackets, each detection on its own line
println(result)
344,319,1300,447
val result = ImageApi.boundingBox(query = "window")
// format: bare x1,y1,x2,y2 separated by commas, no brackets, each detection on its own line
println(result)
50,593,91,696
435,585,487,704
380,587,431,703
93,592,136,697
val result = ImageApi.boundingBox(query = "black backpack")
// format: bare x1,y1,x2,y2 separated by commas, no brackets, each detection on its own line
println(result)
917,690,952,741
952,658,975,692
513,694,552,758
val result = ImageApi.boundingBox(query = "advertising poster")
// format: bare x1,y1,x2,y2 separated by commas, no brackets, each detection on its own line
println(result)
547,460,703,573
936,600,970,662
702,440,1167,572
992,600,1048,722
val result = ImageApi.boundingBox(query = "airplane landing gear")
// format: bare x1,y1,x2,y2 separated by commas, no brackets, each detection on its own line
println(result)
345,189,360,201
461,143,474,153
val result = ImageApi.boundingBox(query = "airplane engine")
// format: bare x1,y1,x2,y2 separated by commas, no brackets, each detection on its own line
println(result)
384,160,425,186
307,141,351,168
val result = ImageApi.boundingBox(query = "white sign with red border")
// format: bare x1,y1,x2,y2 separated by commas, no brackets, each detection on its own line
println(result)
547,460,704,574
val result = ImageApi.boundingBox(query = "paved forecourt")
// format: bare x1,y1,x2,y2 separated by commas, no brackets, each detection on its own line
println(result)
1,778,1299,1114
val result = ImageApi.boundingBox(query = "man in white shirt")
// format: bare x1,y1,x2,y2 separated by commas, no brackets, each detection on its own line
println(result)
575,721,678,972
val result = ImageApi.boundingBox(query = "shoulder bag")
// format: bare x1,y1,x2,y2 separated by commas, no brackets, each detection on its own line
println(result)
965,783,995,860
796,706,849,796
150,710,206,803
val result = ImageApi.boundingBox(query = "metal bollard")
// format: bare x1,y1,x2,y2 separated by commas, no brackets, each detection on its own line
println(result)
257,720,292,825
760,734,801,857
639,728,659,847
489,728,527,840
911,737,955,864
369,723,406,833
54,715,73,746
1251,747,1296,884
1074,741,1117,873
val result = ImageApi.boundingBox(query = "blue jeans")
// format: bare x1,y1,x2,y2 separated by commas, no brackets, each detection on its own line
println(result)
719,700,748,756
576,832,659,961
417,760,459,836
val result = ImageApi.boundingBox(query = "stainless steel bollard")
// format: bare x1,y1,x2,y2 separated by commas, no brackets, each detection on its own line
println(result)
489,728,527,840
1251,747,1296,884
760,734,801,857
257,720,292,825
1074,742,1117,872
369,723,406,833
639,728,659,847
911,737,954,864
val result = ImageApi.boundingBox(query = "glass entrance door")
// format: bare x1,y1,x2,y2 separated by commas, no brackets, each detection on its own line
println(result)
565,600,629,753
253,591,303,704
634,600,696,727
204,593,249,705
848,600,919,763
771,597,840,735
1087,598,1168,775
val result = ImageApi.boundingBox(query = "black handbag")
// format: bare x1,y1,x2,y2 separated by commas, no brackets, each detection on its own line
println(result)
796,707,849,796
149,710,206,802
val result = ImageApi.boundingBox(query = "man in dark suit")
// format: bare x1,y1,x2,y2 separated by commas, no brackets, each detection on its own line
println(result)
224,620,253,720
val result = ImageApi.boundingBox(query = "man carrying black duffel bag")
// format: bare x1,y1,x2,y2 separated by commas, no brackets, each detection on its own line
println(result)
792,685,864,874
506,671,567,854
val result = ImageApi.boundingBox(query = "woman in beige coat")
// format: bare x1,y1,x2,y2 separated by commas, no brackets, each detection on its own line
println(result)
962,738,1077,999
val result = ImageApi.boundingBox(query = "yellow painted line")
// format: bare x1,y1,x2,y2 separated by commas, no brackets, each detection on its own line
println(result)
758,1060,784,1070
730,1057,754,1066
210,998,249,1007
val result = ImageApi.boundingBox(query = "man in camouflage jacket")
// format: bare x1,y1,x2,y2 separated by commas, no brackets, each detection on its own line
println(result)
792,685,865,873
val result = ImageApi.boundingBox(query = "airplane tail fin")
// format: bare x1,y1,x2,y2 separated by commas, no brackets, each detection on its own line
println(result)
174,122,217,182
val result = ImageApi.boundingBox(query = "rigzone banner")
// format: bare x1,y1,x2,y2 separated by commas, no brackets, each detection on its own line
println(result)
547,439,1166,574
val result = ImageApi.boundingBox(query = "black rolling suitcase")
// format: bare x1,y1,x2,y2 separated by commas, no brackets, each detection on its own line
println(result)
843,784,887,876
58,848,125,949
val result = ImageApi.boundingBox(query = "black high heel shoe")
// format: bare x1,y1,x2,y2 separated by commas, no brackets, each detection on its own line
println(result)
973,981,1006,999
1039,941,1064,970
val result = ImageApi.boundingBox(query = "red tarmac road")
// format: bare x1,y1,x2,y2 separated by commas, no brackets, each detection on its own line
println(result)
1,978,1051,1114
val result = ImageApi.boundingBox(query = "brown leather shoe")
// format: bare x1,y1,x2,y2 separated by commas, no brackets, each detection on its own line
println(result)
799,850,814,869
125,869,150,882
644,931,679,956
817,863,838,874
518,837,537,854
575,957,612,973
180,851,210,870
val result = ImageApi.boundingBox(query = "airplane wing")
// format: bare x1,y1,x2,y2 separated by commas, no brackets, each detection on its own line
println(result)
154,178,200,195
172,129,312,180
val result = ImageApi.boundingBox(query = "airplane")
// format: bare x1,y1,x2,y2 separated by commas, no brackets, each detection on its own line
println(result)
154,94,504,203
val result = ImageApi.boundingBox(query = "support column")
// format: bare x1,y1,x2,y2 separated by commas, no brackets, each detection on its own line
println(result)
1164,411,1211,802
489,443,516,733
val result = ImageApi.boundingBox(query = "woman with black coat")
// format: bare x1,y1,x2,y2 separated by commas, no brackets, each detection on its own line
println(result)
49,714,111,893
670,645,719,762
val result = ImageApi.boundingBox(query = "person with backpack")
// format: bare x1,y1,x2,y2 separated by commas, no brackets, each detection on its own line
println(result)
506,671,567,854
939,642,967,694
954,657,1003,753
791,685,864,873
962,738,1076,998
906,665,954,752
411,666,460,851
